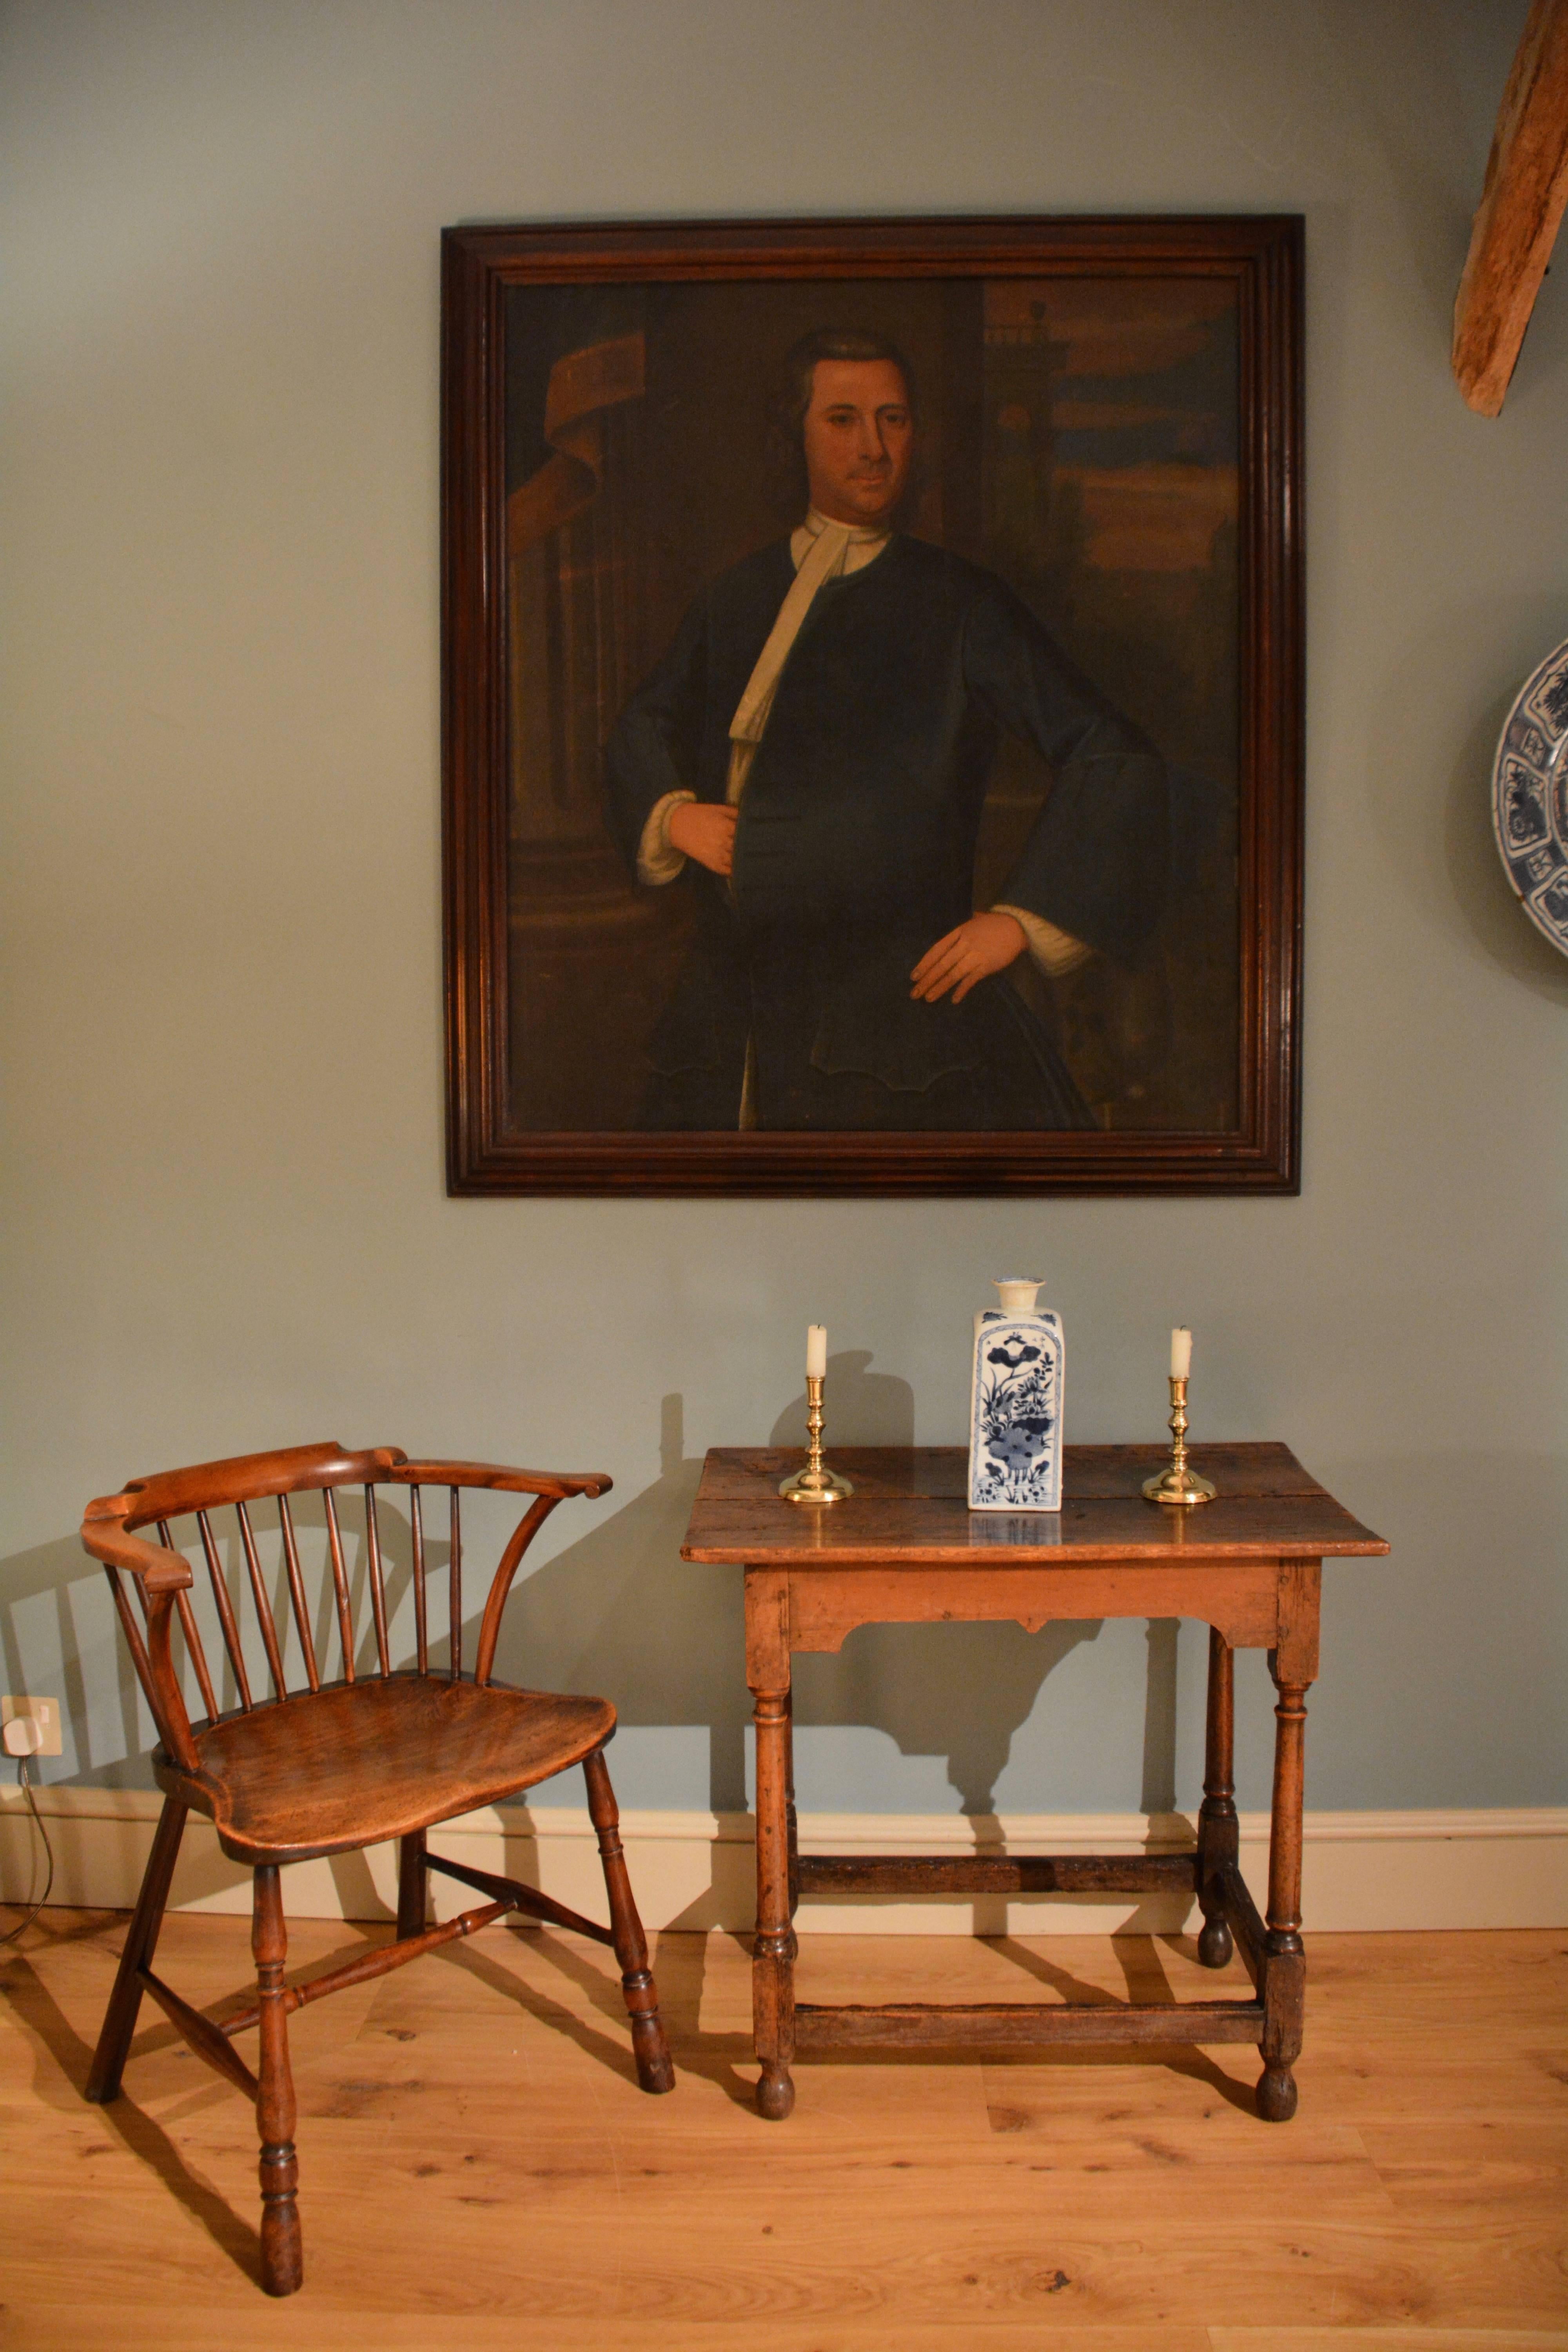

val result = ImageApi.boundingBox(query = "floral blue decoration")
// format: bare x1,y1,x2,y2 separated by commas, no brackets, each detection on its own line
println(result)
968,1303,1064,1512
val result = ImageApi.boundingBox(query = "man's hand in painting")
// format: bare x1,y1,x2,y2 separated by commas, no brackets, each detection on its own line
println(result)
668,801,738,877
910,911,1027,1005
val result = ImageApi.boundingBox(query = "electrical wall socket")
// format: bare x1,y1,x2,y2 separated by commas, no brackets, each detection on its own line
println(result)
2,1697,63,1758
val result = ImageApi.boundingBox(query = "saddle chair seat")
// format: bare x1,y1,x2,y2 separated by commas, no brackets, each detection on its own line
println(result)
160,1674,617,1866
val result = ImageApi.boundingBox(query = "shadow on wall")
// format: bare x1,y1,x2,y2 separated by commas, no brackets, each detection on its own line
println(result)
0,1372,1182,1819
498,1367,1181,1818
0,1535,114,1782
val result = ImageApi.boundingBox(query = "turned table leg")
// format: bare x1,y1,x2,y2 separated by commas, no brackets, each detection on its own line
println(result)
785,1688,800,1928
1258,1661,1311,2121
751,1681,796,2119
1196,1628,1238,1968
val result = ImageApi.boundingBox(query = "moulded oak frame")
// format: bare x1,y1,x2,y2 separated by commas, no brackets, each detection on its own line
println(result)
442,213,1304,1196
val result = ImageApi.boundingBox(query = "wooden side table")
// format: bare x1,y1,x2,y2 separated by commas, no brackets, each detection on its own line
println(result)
681,1442,1387,2123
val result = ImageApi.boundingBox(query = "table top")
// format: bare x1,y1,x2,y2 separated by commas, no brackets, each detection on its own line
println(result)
682,1444,1388,1567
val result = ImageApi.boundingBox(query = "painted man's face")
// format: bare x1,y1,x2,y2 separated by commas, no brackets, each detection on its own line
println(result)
801,358,914,528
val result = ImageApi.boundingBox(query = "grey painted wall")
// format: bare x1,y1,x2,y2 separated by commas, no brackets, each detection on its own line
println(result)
3,0,1564,1825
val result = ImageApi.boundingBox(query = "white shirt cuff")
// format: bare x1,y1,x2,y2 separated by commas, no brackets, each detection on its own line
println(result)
637,790,696,884
992,903,1091,978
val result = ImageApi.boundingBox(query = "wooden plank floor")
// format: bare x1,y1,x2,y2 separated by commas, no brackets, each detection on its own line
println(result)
2,1907,1564,2349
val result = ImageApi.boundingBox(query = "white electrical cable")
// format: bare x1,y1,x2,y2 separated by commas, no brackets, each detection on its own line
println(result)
0,1758,56,1944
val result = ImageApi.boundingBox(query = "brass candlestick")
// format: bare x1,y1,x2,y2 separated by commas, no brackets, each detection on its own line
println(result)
1142,1374,1217,1506
779,1374,854,1504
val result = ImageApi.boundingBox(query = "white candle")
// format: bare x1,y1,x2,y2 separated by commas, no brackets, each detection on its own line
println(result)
806,1324,828,1380
1170,1327,1193,1380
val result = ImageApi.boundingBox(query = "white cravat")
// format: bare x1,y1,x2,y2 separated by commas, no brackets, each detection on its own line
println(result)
726,512,888,790
636,512,889,879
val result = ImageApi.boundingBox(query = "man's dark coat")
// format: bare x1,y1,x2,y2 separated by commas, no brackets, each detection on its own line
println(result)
605,534,1168,1131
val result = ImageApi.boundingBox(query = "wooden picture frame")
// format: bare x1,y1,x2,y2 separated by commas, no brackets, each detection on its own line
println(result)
443,215,1302,1194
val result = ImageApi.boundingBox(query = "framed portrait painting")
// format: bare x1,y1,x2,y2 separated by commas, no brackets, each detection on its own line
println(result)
442,215,1302,1194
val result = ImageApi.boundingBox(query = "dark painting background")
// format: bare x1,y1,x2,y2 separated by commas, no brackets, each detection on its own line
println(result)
502,276,1240,1132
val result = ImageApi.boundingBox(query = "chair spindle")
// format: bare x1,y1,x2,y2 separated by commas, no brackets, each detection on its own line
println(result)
321,1488,356,1684
410,1485,428,1675
197,1509,252,1711
236,1501,287,1701
105,1567,157,1708
363,1485,391,1677
156,1519,220,1725
276,1495,320,1694
448,1488,462,1681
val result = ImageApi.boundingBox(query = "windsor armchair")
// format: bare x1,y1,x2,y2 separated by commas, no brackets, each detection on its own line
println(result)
79,1440,674,2297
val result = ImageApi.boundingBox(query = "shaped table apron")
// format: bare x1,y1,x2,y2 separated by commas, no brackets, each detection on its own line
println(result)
742,1553,1320,1686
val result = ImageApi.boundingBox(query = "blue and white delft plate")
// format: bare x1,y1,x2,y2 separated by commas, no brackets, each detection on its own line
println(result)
1492,635,1568,958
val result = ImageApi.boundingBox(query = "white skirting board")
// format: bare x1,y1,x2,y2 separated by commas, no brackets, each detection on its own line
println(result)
2,1787,1564,1932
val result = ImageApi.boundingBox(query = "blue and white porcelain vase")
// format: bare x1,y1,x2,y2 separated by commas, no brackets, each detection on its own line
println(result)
968,1278,1064,1512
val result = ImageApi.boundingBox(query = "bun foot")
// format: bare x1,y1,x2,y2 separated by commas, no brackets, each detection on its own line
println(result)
1256,2062,1298,2122
755,2065,795,2121
1197,1915,1234,1969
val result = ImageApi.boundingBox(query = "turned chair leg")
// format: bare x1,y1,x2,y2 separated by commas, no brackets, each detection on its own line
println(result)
252,1865,303,2296
397,1829,427,1940
583,1747,675,2095
85,1797,188,2103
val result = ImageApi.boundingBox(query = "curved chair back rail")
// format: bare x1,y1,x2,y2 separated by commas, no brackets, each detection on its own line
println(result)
80,1439,611,1774
77,1437,671,2299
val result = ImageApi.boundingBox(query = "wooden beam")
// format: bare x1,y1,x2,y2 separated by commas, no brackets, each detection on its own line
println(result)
1453,0,1568,414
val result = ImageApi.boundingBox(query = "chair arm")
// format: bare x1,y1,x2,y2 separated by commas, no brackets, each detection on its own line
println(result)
388,1461,612,1684
79,1504,199,1771
80,1507,196,1595
390,1460,612,1502
473,1494,561,1686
